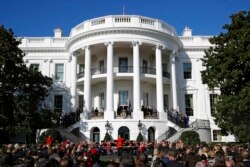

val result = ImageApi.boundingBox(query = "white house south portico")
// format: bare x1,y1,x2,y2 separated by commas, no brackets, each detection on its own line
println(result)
20,15,235,143
66,15,182,141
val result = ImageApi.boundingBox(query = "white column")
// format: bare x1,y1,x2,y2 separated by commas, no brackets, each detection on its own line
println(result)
84,46,91,113
132,41,141,113
70,52,77,109
170,51,178,110
105,42,114,119
197,59,209,120
156,45,164,113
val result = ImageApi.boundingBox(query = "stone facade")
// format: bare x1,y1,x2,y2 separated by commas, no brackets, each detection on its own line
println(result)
19,15,235,143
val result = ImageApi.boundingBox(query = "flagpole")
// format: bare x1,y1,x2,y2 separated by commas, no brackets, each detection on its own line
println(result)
123,5,125,15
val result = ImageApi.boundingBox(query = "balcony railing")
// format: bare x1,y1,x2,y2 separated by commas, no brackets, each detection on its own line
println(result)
141,67,170,79
91,68,106,75
163,71,170,79
141,67,156,75
70,15,177,37
77,71,85,79
117,66,133,73
76,66,170,79
142,106,159,119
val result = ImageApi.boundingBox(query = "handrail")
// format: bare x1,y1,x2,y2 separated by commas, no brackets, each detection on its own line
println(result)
166,119,210,141
117,66,133,73
140,67,156,75
77,71,84,79
190,119,210,129
70,15,177,37
91,68,106,75
77,66,170,79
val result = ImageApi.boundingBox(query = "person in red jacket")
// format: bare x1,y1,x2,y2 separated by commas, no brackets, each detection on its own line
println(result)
106,141,112,155
46,135,53,146
90,145,99,164
117,135,124,156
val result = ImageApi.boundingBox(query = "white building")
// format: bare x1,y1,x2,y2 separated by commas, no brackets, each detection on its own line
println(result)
19,15,235,143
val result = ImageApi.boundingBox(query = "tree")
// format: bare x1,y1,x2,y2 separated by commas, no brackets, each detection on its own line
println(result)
136,132,143,143
39,129,63,144
179,131,200,145
201,11,250,142
0,26,53,143
104,132,112,141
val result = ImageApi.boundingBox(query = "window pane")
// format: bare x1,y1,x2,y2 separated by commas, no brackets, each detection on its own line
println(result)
143,92,149,106
183,63,192,79
99,92,105,108
79,64,85,73
119,90,128,105
164,94,169,110
210,94,218,116
30,64,39,71
213,130,221,141
54,95,63,113
55,64,64,81
79,95,84,108
185,94,193,116
142,60,148,73
99,60,105,73
162,63,167,71
119,58,128,72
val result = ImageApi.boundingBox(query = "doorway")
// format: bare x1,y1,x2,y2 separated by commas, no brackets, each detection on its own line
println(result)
118,126,130,140
148,127,155,142
91,127,100,143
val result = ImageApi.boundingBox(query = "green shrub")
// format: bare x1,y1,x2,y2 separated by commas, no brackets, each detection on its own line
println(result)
104,132,112,141
39,129,62,144
136,132,143,143
179,130,200,145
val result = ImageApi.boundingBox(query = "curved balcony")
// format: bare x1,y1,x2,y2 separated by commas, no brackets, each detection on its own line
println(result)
142,106,159,119
115,66,133,73
91,68,106,75
141,67,155,75
77,66,170,79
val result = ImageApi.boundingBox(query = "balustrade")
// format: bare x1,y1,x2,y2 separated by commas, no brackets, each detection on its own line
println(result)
91,68,106,75
77,71,85,79
70,15,176,37
76,66,170,79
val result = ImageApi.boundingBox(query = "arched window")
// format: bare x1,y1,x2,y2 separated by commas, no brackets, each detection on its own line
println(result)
148,127,155,142
91,127,100,143
118,126,130,140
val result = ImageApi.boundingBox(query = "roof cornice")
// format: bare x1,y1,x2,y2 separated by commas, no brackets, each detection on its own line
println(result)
66,27,183,50
21,47,67,53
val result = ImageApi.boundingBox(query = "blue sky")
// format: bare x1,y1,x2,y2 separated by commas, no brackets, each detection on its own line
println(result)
0,0,249,37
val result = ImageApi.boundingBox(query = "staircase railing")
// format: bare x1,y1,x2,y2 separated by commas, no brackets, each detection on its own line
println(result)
189,119,210,129
56,127,81,143
166,119,210,142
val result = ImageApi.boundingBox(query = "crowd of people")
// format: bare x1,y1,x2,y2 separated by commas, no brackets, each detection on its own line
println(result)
10,108,243,166
141,106,189,128
167,109,189,128
58,108,82,127
57,106,188,129
0,137,249,167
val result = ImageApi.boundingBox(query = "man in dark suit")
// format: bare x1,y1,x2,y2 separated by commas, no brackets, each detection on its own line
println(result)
166,148,184,167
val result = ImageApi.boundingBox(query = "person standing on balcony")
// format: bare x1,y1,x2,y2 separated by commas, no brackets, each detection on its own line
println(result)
94,107,99,116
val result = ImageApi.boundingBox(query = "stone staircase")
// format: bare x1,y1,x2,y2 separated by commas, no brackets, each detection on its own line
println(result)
56,127,82,143
56,116,210,143
166,119,211,142
66,121,82,132
166,127,194,142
